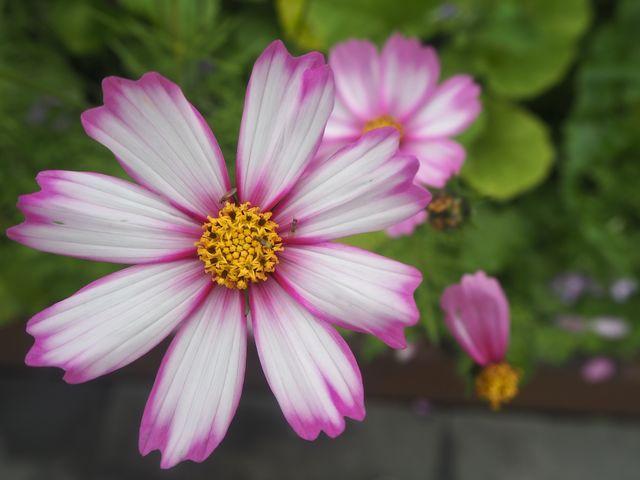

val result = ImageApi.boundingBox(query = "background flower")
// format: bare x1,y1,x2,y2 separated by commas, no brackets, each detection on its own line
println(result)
319,33,480,236
441,271,520,409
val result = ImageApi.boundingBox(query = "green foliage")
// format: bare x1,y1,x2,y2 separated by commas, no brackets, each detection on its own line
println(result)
0,0,637,386
443,0,591,99
562,0,640,274
277,0,442,50
462,99,554,200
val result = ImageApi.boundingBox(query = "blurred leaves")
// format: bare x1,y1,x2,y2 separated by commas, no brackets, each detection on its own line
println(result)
562,0,640,274
277,0,441,50
462,98,554,199
444,0,591,99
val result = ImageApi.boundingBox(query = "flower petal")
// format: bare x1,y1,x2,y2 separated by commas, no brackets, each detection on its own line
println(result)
81,72,230,220
380,34,440,120
25,260,211,383
385,210,428,238
405,75,481,139
139,287,246,469
236,40,334,210
329,39,382,120
440,271,510,365
7,170,201,263
318,97,361,161
250,280,364,440
275,128,431,243
275,243,421,348
401,138,466,188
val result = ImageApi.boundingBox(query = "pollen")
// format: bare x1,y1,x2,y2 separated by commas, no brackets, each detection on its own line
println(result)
475,362,521,411
196,202,283,290
363,115,404,138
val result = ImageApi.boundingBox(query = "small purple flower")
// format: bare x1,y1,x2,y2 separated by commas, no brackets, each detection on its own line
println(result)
412,398,432,416
581,357,616,383
589,316,630,339
555,314,586,333
550,272,589,305
610,278,637,303
25,96,62,126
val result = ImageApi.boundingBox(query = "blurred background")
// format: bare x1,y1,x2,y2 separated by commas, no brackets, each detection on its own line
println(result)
1,0,640,478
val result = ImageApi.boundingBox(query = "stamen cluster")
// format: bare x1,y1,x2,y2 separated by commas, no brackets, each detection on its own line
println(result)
196,202,283,289
475,362,521,410
363,115,404,138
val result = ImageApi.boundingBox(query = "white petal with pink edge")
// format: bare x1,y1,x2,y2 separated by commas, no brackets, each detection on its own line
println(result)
81,72,230,220
380,34,440,120
25,260,211,383
139,287,246,469
7,170,201,264
329,39,382,120
318,97,361,161
275,243,421,348
250,280,364,440
236,40,334,211
401,138,466,188
274,128,431,243
405,75,481,139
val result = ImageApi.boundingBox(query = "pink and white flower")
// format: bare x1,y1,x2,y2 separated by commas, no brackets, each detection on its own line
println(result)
320,34,481,235
441,271,520,410
7,41,430,468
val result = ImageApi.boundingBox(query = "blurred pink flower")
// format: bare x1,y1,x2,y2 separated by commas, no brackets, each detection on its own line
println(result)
321,34,481,236
441,271,520,409
441,271,509,366
581,357,616,383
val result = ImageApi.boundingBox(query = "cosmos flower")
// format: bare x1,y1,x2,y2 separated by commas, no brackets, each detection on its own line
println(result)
7,41,430,468
440,271,520,410
320,33,481,235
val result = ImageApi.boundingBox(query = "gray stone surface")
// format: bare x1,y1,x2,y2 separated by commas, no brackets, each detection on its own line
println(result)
96,383,443,479
448,412,640,480
2,373,640,479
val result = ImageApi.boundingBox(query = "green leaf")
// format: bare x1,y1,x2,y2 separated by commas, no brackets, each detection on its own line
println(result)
444,0,591,99
276,0,441,50
461,99,554,200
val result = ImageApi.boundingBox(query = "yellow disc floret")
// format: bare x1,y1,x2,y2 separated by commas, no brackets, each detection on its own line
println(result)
196,202,283,290
363,115,404,138
475,362,521,411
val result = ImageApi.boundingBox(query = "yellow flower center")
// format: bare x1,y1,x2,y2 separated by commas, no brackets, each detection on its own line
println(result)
362,115,404,137
475,362,521,411
196,202,283,290
362,115,404,138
